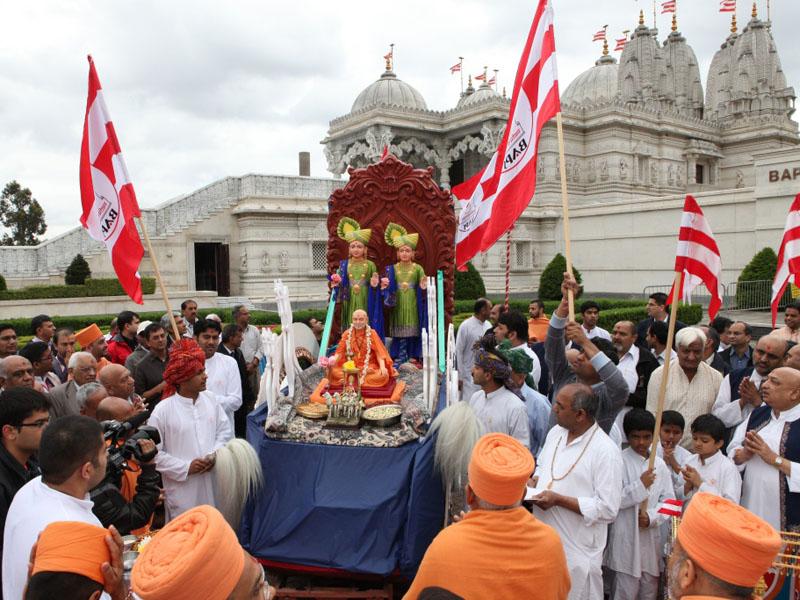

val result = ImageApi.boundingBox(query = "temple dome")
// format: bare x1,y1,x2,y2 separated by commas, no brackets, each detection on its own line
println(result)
662,26,705,118
351,65,427,113
561,54,619,107
456,80,501,109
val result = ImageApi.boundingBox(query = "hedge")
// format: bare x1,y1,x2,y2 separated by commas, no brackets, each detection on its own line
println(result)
0,278,157,301
452,297,647,315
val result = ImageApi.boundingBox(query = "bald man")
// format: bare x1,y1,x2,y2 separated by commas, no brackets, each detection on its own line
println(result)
98,364,146,411
786,344,800,371
96,396,137,423
0,356,34,392
730,367,800,531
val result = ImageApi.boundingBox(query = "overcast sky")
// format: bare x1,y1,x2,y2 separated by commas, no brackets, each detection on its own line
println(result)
1,0,797,239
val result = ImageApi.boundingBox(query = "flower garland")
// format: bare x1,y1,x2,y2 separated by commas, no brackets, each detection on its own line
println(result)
345,322,372,384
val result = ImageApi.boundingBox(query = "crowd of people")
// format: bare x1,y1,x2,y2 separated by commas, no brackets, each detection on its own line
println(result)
0,274,798,599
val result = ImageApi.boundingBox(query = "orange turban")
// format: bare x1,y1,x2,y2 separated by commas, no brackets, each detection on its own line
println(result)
677,492,782,588
32,521,110,585
131,505,244,600
162,338,206,397
75,323,104,349
468,433,535,506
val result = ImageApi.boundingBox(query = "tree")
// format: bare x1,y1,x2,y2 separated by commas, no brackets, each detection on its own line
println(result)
538,253,582,300
0,181,47,246
65,254,92,285
735,247,788,308
454,262,486,300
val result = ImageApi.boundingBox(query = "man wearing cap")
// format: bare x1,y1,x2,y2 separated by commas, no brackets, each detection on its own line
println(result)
531,383,623,600
730,366,800,531
124,320,152,378
131,504,275,600
149,339,232,520
667,492,781,599
404,433,569,599
76,324,111,373
467,342,529,448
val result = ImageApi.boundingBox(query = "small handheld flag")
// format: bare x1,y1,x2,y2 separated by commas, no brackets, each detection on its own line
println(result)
657,499,684,517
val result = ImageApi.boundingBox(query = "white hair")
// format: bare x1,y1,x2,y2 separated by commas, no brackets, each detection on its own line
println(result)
430,401,481,499
214,439,264,530
68,351,94,369
206,313,222,323
76,381,106,410
675,326,707,349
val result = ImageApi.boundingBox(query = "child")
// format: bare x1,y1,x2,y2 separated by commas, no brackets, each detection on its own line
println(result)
655,410,692,497
682,413,741,503
605,409,675,600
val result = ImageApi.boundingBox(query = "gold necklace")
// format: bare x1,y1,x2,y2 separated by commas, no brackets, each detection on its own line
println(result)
547,424,600,490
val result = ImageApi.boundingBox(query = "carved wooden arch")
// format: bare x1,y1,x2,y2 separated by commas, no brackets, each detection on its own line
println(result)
326,154,456,338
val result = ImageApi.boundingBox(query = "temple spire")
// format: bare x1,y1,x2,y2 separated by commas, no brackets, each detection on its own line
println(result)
731,13,738,33
639,9,645,26
752,1,757,18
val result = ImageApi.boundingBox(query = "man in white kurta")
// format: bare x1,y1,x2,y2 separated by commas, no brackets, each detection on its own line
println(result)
729,367,800,531
455,299,492,402
195,320,242,438
531,383,623,600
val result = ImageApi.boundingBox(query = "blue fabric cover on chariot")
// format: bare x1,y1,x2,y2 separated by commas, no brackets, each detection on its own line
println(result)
239,384,446,577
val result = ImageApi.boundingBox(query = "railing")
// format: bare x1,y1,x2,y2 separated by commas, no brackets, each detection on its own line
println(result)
642,280,795,312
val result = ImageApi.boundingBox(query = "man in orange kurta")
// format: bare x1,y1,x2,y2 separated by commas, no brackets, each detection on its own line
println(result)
404,433,570,600
311,309,405,406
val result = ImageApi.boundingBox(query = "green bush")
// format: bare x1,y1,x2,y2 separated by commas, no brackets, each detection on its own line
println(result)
454,262,486,300
0,274,6,292
452,297,644,316
65,254,91,285
735,247,790,309
0,278,156,301
538,253,582,300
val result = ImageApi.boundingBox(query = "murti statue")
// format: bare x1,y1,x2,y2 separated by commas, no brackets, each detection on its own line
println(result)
383,222,428,364
311,309,405,406
330,217,383,333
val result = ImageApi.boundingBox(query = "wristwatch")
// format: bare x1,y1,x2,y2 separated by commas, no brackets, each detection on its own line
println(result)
774,456,784,467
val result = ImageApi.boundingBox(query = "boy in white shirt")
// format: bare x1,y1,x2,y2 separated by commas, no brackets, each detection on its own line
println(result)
656,410,692,497
605,409,675,600
682,414,741,503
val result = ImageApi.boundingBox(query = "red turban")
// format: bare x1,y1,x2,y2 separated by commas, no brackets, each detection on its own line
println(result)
468,433,535,506
32,521,111,585
678,492,782,587
162,338,206,397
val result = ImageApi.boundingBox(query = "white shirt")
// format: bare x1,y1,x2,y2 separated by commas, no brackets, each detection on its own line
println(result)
604,448,674,578
712,369,764,428
240,323,263,363
616,345,640,394
656,443,693,497
150,391,233,521
467,387,530,448
533,423,623,600
683,450,741,503
204,352,243,437
653,348,677,366
582,324,611,342
508,342,542,387
3,477,103,600
646,361,723,449
455,316,487,402
729,403,800,530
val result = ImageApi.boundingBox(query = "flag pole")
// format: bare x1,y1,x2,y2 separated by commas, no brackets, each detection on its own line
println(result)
555,112,575,321
459,56,464,94
135,216,181,341
505,226,513,310
641,269,683,512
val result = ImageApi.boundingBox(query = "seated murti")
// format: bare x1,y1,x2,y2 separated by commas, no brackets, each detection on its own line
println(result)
311,309,406,407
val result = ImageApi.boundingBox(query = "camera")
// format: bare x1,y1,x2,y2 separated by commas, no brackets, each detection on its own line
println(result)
102,415,161,476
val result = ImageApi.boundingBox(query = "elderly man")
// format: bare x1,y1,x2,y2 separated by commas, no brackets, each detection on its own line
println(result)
48,351,97,419
787,343,800,370
77,382,109,419
720,321,753,372
51,327,76,384
160,312,188,346
667,492,781,600
0,325,17,359
98,363,145,411
546,273,629,434
455,298,492,402
775,300,800,343
646,327,723,449
404,434,569,599
531,383,623,600
730,367,800,531
0,356,34,392
712,334,787,428
75,323,111,372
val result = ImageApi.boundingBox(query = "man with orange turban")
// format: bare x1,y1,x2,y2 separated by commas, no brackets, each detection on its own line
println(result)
24,520,125,600
403,433,570,600
75,324,111,373
132,504,275,600
667,492,782,599
149,339,232,521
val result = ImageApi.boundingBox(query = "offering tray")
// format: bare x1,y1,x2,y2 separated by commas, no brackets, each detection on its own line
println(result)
295,402,329,420
362,404,402,427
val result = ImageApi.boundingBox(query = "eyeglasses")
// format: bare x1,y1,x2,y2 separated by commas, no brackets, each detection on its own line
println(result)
18,418,49,429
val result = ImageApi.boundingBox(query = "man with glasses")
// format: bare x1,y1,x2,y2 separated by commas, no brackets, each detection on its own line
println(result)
0,387,50,592
48,351,97,419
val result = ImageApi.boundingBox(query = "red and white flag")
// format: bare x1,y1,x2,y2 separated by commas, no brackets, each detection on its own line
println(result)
666,196,724,319
79,56,145,304
614,37,627,51
452,0,560,269
474,72,487,81
656,498,684,517
384,50,393,60
771,194,800,326
719,0,736,13
450,62,462,74
488,76,497,85
661,0,676,14
592,27,606,41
